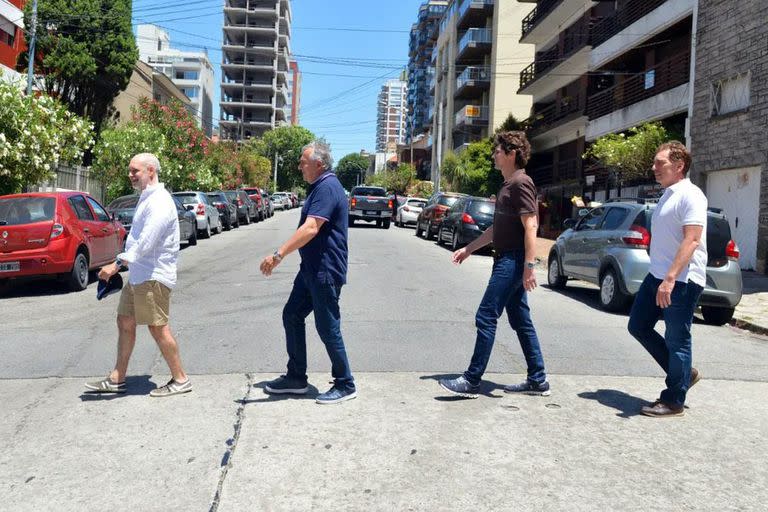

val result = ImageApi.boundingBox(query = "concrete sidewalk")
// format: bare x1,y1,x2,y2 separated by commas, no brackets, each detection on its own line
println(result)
2,373,766,511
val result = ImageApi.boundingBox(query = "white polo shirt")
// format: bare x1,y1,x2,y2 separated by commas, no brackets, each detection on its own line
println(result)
649,178,708,287
117,183,180,289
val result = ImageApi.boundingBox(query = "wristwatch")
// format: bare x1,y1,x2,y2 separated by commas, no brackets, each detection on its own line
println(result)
115,257,124,267
525,261,536,269
273,250,283,262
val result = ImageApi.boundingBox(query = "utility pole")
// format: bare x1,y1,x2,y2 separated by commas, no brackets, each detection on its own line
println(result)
273,151,279,193
26,0,38,95
434,105,442,193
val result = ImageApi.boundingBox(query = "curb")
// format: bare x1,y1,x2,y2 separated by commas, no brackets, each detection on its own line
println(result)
730,317,768,336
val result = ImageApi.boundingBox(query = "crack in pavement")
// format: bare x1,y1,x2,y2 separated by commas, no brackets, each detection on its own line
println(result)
208,372,253,512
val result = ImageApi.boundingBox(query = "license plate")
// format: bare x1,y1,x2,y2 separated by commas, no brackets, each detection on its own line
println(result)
0,261,20,273
364,210,377,215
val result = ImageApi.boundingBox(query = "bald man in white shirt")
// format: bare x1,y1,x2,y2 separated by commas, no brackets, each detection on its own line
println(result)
85,153,192,398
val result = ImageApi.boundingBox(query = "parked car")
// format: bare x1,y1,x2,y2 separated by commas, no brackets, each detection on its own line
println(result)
0,192,126,291
107,194,197,246
224,190,256,225
242,187,266,221
547,198,743,324
271,193,291,211
348,186,393,228
415,192,467,240
172,191,222,238
395,197,427,227
207,192,238,230
437,196,495,250
289,192,299,208
260,189,274,217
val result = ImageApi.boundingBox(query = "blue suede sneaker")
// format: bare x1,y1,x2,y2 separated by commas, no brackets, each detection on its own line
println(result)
316,385,357,404
438,376,480,398
503,380,551,396
264,375,309,395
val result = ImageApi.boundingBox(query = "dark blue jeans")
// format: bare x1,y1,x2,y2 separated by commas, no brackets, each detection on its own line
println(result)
628,273,703,407
464,250,547,386
282,272,355,391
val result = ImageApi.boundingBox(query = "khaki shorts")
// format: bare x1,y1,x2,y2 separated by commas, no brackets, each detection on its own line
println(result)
117,281,171,326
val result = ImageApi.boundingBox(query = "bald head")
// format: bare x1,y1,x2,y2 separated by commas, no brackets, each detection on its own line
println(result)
129,153,161,191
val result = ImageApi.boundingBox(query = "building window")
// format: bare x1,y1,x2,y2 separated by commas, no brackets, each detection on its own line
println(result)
711,72,751,116
176,71,199,80
0,21,15,47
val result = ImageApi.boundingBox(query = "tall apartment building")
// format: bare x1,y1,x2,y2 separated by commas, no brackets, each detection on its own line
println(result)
0,0,25,81
286,59,301,125
406,1,448,144
690,0,767,273
518,0,695,233
376,79,408,153
220,0,292,141
430,0,533,186
137,25,215,137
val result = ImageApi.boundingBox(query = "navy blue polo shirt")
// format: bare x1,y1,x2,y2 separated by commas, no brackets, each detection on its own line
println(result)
298,171,349,285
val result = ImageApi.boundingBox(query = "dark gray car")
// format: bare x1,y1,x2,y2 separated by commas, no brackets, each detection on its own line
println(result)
107,194,197,246
547,199,743,324
224,190,256,225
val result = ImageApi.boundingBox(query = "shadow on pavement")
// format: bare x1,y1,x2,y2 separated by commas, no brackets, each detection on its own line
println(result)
78,375,157,401
420,373,504,400
238,379,320,404
577,389,649,418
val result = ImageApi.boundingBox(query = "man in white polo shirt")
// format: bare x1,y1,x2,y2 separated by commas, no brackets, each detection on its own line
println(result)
628,141,707,417
85,153,192,397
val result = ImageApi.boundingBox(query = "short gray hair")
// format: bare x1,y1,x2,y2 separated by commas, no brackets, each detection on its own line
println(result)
302,140,333,170
133,153,161,175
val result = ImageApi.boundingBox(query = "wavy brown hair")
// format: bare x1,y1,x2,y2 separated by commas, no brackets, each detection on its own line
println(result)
494,131,531,169
656,141,692,176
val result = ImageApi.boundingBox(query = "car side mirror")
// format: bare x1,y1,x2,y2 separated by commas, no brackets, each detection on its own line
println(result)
185,204,194,211
563,218,576,229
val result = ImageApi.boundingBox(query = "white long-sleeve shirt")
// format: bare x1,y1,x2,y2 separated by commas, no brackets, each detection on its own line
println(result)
117,183,180,288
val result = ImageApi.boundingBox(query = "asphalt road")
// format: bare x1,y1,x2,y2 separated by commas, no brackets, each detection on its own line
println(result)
1,208,766,383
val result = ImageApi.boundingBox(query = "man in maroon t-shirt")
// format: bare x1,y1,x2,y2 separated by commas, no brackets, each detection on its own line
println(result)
439,131,550,398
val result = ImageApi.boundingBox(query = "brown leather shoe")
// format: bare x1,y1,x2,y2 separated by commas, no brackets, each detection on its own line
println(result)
690,367,701,389
641,401,684,417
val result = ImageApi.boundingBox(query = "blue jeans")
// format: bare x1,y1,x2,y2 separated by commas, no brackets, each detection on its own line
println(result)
282,272,355,391
628,273,703,407
464,250,547,386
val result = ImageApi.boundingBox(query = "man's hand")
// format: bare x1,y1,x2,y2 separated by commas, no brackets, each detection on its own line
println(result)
260,254,281,277
523,267,537,292
452,248,470,265
98,262,119,281
656,278,675,308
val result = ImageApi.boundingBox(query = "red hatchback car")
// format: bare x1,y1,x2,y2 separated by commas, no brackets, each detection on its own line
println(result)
0,192,126,292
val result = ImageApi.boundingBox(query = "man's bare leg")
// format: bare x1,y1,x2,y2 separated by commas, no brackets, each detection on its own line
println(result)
148,324,188,383
109,314,137,383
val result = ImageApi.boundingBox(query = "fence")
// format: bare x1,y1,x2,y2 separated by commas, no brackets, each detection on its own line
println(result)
33,164,106,204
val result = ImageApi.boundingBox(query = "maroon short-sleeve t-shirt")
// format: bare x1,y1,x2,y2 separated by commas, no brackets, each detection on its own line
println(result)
492,170,538,251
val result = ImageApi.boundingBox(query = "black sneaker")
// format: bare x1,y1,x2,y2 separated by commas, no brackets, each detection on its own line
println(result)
316,385,357,404
504,380,551,396
438,376,480,398
265,375,309,395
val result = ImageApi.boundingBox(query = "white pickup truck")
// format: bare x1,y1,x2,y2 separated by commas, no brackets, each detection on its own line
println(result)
348,186,393,229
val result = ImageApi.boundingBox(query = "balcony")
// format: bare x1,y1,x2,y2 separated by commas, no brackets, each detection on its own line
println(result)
586,50,691,120
518,21,591,95
521,0,562,40
556,158,582,183
456,28,492,62
520,0,595,45
457,0,494,30
590,0,668,49
221,78,274,90
455,105,489,127
527,93,584,139
455,66,491,99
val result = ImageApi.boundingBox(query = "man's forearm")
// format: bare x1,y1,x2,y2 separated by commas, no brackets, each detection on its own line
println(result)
464,226,493,254
522,214,538,263
278,223,319,256
665,238,700,281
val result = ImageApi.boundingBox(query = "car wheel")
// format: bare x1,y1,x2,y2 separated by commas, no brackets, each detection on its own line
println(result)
383,219,391,229
547,254,567,289
437,227,445,245
599,268,629,312
376,219,382,228
200,222,211,239
68,251,89,291
188,226,198,246
348,218,355,227
451,229,460,251
415,221,423,237
701,306,735,326
244,213,251,225
425,222,435,240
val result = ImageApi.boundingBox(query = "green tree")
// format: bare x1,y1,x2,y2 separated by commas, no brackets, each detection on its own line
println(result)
0,78,93,195
583,122,669,181
456,138,499,197
494,113,528,134
336,153,371,190
249,125,315,190
239,150,272,188
407,180,434,198
439,151,460,191
20,0,137,138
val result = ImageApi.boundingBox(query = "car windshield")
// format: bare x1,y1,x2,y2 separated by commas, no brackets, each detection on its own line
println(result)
407,200,426,208
174,194,199,205
207,194,224,202
468,200,495,216
243,188,259,195
224,191,237,200
438,196,459,207
108,196,139,209
0,197,56,226
353,187,386,197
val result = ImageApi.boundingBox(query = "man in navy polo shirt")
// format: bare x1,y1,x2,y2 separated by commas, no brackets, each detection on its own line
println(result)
259,140,356,405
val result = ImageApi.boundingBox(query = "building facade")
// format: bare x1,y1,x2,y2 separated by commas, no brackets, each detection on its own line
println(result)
690,0,767,273
376,79,408,153
220,0,292,141
518,0,695,235
430,0,533,187
286,59,301,125
0,0,25,81
137,24,215,137
113,60,192,125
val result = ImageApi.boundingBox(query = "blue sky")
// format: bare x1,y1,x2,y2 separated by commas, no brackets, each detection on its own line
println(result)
132,0,426,164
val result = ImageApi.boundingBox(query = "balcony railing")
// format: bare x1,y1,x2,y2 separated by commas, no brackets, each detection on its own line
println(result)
527,93,583,137
590,0,668,48
586,49,690,119
518,20,590,91
556,158,582,182
456,66,490,91
457,0,494,29
455,105,490,126
521,0,563,39
457,28,492,59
